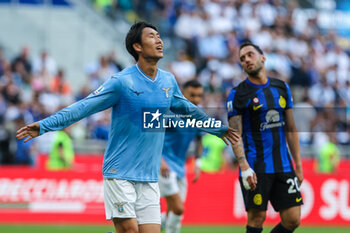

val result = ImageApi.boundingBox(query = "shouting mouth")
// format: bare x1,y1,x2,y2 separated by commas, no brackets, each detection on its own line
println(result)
156,46,163,52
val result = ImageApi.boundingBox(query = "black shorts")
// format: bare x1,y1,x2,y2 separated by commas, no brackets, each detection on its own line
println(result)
239,172,303,212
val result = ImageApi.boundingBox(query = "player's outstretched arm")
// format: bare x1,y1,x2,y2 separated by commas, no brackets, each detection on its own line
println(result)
285,108,303,185
37,77,122,136
228,115,257,191
16,122,40,143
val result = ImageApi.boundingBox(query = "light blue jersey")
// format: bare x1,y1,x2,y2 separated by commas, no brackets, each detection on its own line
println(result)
38,64,227,182
162,127,199,178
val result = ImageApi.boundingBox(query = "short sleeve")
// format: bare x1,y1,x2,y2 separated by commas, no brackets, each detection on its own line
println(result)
284,82,293,109
227,89,241,118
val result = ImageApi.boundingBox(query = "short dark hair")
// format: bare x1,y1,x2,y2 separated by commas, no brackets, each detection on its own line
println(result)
183,79,202,89
239,42,264,55
125,21,158,61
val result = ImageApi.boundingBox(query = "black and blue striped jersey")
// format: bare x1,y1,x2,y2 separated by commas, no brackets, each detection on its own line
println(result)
227,78,294,174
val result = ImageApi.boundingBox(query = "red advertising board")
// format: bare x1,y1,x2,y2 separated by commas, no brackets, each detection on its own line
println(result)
0,155,349,226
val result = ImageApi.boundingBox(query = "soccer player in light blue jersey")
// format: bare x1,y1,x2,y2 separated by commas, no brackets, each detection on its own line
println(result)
159,80,203,233
16,22,239,233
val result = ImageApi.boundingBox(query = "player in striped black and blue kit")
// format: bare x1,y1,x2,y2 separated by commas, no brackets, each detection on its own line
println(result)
227,42,303,233
16,22,239,233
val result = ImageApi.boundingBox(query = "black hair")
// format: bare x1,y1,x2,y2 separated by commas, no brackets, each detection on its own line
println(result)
239,42,264,55
125,21,158,61
183,79,202,89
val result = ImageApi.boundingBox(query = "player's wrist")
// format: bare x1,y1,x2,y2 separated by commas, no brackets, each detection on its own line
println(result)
295,163,302,169
238,159,250,170
241,167,254,175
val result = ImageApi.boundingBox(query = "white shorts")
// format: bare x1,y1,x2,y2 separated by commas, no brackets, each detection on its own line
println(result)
158,172,187,201
103,178,161,225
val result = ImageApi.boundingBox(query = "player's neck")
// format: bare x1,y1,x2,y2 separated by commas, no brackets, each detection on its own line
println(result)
137,58,158,79
247,70,268,85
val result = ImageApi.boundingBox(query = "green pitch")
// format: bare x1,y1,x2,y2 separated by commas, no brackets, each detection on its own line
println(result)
0,225,349,233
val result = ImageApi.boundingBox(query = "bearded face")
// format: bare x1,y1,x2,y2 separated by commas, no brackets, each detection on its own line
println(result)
244,59,263,76
239,46,265,77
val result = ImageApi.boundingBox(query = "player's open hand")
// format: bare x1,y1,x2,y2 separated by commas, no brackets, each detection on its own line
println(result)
16,122,40,143
221,127,240,146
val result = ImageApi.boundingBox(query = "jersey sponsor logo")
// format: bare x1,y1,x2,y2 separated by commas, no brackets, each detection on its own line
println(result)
253,104,263,111
296,197,303,203
114,202,127,213
260,109,285,131
162,87,171,98
133,90,144,96
109,168,118,173
279,96,286,108
266,109,280,122
92,85,104,95
253,194,262,205
227,101,233,113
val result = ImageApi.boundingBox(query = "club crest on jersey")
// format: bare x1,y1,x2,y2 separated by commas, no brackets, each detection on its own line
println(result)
162,87,171,98
93,85,104,95
279,96,286,108
253,97,259,104
114,202,127,213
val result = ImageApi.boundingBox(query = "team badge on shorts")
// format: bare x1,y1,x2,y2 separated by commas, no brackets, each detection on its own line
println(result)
253,194,262,205
114,202,127,213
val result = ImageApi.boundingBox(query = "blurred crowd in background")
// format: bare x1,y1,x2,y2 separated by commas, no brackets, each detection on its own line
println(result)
0,0,349,172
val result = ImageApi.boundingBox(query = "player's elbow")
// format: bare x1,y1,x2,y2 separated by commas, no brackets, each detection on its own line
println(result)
286,121,298,133
172,206,184,215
